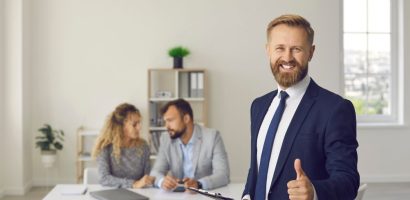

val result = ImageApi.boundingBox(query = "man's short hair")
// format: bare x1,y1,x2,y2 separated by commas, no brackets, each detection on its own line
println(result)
267,14,315,45
160,98,194,120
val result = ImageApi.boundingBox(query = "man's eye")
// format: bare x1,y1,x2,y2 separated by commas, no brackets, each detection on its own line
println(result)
292,48,301,52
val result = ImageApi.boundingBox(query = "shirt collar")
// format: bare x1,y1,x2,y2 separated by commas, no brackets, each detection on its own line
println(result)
277,74,311,99
178,125,198,146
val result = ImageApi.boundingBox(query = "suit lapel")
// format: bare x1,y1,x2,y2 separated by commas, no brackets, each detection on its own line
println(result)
270,80,319,187
249,91,277,197
171,139,184,178
254,91,277,137
191,126,202,176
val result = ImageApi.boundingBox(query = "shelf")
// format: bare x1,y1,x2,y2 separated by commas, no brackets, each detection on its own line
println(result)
149,127,167,131
148,68,208,158
182,97,205,101
149,97,177,102
76,127,99,183
78,154,93,161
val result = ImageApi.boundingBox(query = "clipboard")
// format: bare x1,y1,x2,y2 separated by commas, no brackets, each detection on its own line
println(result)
187,187,234,200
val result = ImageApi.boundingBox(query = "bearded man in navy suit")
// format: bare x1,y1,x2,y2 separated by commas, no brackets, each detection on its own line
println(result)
242,14,359,200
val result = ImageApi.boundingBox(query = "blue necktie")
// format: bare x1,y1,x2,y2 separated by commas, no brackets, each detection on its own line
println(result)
254,91,289,200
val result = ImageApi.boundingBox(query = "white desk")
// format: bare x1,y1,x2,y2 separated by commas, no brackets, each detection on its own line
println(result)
43,183,245,200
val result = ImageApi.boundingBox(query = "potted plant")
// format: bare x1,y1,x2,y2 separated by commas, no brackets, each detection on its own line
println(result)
168,46,190,69
35,124,64,168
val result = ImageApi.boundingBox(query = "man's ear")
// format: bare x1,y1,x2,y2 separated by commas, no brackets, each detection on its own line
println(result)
183,114,190,123
308,45,315,61
265,43,270,57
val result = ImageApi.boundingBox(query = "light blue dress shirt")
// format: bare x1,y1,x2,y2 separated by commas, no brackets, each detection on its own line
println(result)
157,130,207,189
179,136,195,178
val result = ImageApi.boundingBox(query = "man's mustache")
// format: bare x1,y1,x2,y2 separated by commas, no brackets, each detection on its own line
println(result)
277,60,298,66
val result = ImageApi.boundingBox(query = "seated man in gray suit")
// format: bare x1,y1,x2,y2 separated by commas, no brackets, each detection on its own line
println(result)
150,98,230,191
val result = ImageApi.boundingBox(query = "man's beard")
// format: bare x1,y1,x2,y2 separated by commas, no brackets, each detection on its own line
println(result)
168,126,186,140
270,59,308,88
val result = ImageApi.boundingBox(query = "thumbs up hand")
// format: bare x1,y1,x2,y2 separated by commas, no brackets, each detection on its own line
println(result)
287,159,314,200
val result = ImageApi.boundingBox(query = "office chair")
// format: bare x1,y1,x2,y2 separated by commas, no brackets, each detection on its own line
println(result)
355,183,368,200
83,167,99,185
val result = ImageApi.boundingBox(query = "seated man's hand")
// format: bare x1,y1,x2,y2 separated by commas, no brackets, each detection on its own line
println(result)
183,178,199,194
161,175,178,191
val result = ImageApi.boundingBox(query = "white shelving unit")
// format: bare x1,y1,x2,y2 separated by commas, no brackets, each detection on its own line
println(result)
147,68,208,156
76,127,99,183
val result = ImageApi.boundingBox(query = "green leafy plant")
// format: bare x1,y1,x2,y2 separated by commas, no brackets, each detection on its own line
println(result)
168,46,190,58
35,124,64,152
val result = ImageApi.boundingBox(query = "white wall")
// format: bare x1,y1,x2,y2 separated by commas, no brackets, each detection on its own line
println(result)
0,0,407,189
1,1,32,195
22,0,32,191
2,0,27,195
0,0,5,197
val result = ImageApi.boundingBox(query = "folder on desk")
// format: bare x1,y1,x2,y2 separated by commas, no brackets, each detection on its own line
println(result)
89,188,149,200
187,187,234,200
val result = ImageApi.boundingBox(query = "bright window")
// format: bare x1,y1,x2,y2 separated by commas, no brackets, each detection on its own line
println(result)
343,0,401,124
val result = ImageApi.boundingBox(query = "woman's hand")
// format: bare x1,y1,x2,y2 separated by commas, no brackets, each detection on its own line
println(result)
133,175,155,188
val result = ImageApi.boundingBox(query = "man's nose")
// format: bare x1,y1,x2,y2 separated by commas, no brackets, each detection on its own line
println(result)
282,49,294,62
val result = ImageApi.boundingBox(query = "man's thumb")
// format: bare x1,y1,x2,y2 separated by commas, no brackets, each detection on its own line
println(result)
294,158,305,180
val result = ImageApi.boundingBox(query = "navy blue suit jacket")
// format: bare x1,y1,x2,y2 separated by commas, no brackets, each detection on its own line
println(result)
243,79,359,200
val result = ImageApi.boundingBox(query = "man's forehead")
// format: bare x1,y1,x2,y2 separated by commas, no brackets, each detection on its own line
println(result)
166,106,178,114
164,106,179,118
269,25,307,36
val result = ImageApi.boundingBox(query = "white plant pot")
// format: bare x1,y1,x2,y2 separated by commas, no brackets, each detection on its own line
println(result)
41,150,57,168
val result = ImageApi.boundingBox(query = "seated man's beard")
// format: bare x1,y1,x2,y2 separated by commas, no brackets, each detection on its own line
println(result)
169,126,186,139
270,60,308,88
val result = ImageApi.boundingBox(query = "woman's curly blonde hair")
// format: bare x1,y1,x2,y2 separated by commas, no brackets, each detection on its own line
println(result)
92,103,145,162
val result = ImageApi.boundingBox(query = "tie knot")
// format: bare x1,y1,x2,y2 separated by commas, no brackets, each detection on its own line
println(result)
280,91,289,100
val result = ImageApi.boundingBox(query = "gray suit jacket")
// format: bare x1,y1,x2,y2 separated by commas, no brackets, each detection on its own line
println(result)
150,124,230,190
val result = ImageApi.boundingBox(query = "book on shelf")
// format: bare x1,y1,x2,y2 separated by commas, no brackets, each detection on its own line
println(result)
149,131,166,155
149,102,165,127
149,102,157,126
197,72,204,97
190,72,198,97
179,72,190,98
188,72,204,98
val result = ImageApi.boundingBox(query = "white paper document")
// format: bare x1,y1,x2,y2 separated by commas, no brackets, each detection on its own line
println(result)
59,184,87,195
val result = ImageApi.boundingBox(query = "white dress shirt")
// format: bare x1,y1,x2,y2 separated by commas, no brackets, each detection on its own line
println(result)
257,75,310,197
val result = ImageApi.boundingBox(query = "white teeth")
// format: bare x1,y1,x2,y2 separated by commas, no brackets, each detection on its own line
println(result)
282,64,293,69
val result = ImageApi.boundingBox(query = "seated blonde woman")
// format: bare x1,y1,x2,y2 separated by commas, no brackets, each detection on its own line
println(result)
92,103,155,188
